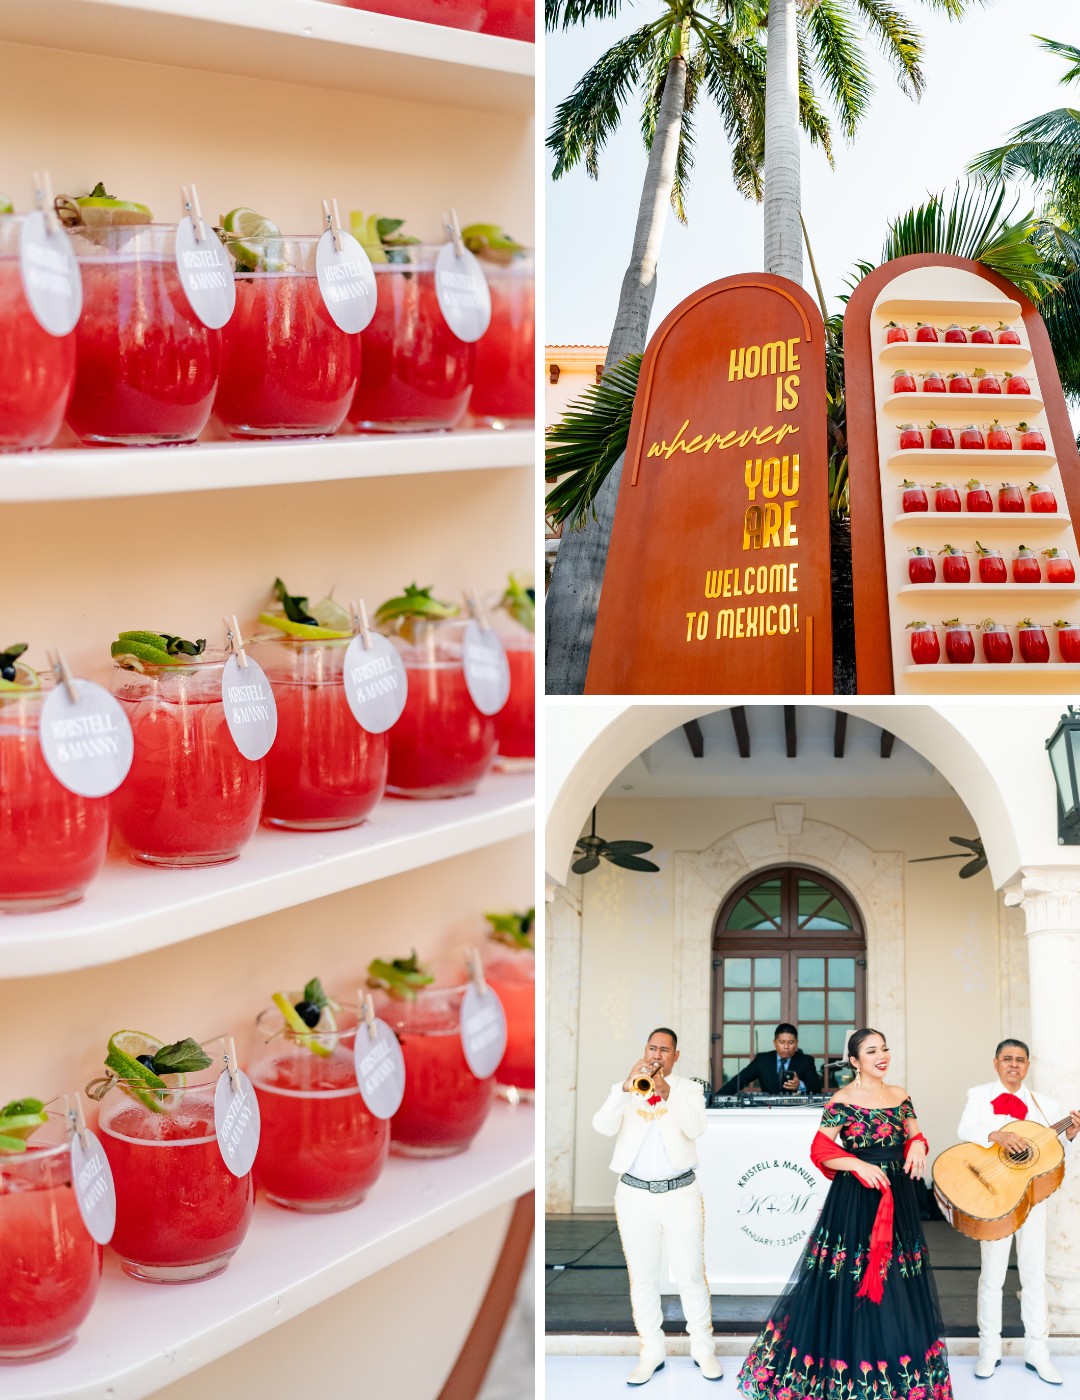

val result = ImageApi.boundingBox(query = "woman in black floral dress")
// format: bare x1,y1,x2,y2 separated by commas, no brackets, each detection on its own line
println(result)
738,1028,954,1400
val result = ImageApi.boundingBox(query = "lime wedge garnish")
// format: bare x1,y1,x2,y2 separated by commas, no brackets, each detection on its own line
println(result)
106,1030,168,1112
0,661,42,693
76,195,153,227
461,222,526,264
0,196,13,216
111,639,177,668
222,206,285,273
258,612,351,642
0,1098,49,1151
310,597,351,632
272,993,333,1057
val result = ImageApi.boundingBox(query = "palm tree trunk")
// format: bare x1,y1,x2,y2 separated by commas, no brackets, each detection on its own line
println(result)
763,0,802,282
545,39,689,695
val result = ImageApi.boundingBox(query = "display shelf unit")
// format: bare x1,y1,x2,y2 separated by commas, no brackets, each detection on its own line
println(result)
877,297,1022,321
885,449,1056,470
905,664,1078,678
892,513,1070,528
0,0,534,114
0,773,533,977
0,430,533,503
878,342,1032,367
883,392,1043,415
897,583,1080,597
4,1103,534,1400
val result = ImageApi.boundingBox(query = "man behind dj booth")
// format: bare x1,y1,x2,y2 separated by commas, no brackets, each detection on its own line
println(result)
718,1023,823,1095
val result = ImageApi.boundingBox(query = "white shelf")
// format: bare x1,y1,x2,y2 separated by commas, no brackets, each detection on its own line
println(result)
878,341,1032,367
892,512,1069,528
4,1100,534,1400
905,664,1079,677
0,430,534,503
886,448,1056,471
898,583,1080,596
883,392,1042,415
877,297,1021,321
0,772,533,977
0,0,534,114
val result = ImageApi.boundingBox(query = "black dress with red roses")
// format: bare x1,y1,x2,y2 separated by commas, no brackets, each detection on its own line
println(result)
737,1099,953,1400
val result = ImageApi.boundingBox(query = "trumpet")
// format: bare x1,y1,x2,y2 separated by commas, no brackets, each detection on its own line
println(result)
632,1063,661,1095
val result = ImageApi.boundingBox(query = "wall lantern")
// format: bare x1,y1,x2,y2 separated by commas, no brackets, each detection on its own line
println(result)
1046,707,1080,845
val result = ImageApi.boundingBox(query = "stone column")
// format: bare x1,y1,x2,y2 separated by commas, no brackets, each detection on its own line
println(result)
1004,868,1080,1333
545,876,583,1213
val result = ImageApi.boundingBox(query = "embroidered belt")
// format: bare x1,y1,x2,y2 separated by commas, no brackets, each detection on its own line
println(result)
620,1169,696,1193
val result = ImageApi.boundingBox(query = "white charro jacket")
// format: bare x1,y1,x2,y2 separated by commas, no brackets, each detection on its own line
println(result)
957,1080,1072,1154
592,1073,707,1176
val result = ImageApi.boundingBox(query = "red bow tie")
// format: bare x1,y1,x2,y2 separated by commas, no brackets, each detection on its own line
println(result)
991,1092,1028,1120
647,1094,662,1106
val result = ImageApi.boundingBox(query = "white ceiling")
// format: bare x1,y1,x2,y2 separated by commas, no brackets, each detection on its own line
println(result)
605,706,954,799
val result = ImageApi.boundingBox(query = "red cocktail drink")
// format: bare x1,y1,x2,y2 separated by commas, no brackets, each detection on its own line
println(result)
999,484,1024,512
885,323,908,343
908,550,935,584
469,254,534,426
997,324,1021,345
944,324,967,343
908,625,940,665
247,636,388,830
111,651,264,865
948,373,972,394
495,635,534,768
934,484,961,511
251,1007,389,1212
1057,626,1080,662
1019,626,1050,663
944,625,975,664
480,0,533,38
384,622,497,798
900,482,927,512
899,426,924,452
1046,552,1076,584
976,372,1001,395
1019,426,1046,452
217,243,359,438
1012,550,1041,583
959,428,985,451
0,219,76,450
1004,375,1030,395
98,1076,254,1282
922,372,946,393
892,370,916,394
915,323,938,343
982,625,1014,664
0,682,110,912
978,549,1007,583
971,325,994,344
483,946,534,1095
966,483,992,512
67,225,219,446
0,1119,102,1360
375,986,494,1157
940,550,970,583
987,423,1012,451
1028,484,1057,512
349,248,474,432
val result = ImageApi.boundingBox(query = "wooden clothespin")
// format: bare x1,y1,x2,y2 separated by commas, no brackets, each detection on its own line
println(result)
464,587,491,631
182,184,207,242
32,169,61,235
223,1035,241,1090
47,647,80,703
350,598,374,652
223,615,249,669
323,199,345,254
360,991,378,1041
465,945,488,996
64,1092,93,1149
442,208,466,257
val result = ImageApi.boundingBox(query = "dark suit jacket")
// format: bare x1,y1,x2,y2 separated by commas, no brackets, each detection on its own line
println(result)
719,1049,822,1095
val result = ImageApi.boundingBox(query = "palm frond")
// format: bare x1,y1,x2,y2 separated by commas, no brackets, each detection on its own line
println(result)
1034,35,1080,84
547,23,661,180
669,53,703,223
1031,220,1080,403
546,0,623,31
851,0,924,99
970,109,1080,190
796,40,834,167
544,354,643,529
804,0,874,140
699,21,768,198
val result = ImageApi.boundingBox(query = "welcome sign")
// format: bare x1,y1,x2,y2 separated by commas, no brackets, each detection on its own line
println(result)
585,274,832,695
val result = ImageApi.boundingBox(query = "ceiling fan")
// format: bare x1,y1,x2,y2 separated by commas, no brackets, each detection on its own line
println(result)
572,808,660,875
908,835,987,879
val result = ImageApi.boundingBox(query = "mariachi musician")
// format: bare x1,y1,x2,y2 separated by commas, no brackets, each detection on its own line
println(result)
718,1022,822,1095
957,1038,1080,1386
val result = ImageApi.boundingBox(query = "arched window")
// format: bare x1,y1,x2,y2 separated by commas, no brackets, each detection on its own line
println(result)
711,867,866,1091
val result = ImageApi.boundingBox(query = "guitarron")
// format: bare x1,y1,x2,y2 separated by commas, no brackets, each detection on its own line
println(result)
932,1116,1070,1241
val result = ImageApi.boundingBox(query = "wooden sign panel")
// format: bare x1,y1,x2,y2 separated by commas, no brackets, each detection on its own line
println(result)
845,255,1080,694
585,274,832,695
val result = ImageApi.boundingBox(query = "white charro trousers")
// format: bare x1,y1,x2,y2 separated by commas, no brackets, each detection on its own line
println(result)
977,1199,1048,1356
614,1180,714,1358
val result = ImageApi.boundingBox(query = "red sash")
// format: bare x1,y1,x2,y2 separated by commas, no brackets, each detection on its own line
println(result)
810,1130,894,1304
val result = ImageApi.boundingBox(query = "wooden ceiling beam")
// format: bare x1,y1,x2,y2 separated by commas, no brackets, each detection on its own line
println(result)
784,705,797,758
834,711,848,759
881,730,895,758
730,706,751,758
683,719,704,758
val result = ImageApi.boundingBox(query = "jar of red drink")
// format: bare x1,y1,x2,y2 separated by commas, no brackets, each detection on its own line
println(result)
215,213,360,439
369,953,495,1157
63,189,220,445
929,422,954,450
943,324,967,344
900,480,927,513
933,481,961,512
966,479,992,512
907,547,935,584
987,421,1012,451
0,1100,103,1361
490,574,534,769
948,371,972,394
943,620,975,664
999,482,1024,512
1004,373,1030,396
997,323,1021,345
907,622,939,665
110,632,264,865
915,322,938,343
938,545,970,583
971,325,995,345
0,646,111,912
1054,621,1080,662
482,910,535,1098
347,219,474,432
980,620,1014,664
899,426,924,453
252,981,390,1211
1012,546,1041,583
92,1033,254,1282
247,581,389,830
0,211,77,450
975,543,1007,583
1044,549,1076,584
1018,424,1046,453
885,322,908,343
891,368,916,395
463,225,533,427
921,371,946,393
480,0,533,39
1017,620,1050,663
974,369,1000,395
1027,481,1057,512
959,426,985,452
376,585,499,799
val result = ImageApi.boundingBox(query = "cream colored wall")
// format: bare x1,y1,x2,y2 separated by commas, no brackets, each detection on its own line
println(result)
545,353,604,428
570,795,1015,1212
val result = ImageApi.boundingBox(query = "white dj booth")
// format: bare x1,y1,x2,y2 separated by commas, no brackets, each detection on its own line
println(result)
664,1099,830,1294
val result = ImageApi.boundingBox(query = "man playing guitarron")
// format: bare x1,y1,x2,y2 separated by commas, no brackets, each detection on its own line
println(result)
957,1038,1080,1385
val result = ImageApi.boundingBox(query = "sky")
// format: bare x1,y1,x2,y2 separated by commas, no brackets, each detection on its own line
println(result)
545,0,1074,347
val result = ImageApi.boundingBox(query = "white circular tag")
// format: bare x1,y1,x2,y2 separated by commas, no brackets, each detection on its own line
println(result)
460,983,507,1080
434,242,491,342
19,210,82,336
39,679,134,798
221,655,278,761
214,1068,261,1178
70,1129,116,1245
353,1019,407,1120
175,216,236,329
462,621,510,715
316,228,377,333
343,634,408,734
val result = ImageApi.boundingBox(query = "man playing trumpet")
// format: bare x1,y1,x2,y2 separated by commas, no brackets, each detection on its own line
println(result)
593,1026,722,1387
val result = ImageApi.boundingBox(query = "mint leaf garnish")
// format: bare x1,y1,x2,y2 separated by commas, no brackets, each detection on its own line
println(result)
151,1038,212,1075
367,950,434,1000
374,583,459,627
0,1097,44,1118
485,909,535,950
303,977,330,1011
273,577,317,626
